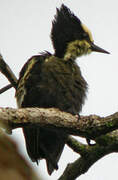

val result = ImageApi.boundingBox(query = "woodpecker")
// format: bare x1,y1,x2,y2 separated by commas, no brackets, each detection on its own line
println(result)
15,4,109,175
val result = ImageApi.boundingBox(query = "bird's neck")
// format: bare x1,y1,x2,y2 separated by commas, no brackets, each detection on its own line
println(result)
63,40,92,61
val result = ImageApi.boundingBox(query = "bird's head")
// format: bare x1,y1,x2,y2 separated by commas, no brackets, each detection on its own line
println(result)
51,4,110,60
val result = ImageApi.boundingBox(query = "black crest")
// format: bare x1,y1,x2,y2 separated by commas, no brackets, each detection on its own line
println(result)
51,4,85,58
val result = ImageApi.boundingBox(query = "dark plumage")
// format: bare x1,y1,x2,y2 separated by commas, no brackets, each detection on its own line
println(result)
15,4,109,175
51,5,84,57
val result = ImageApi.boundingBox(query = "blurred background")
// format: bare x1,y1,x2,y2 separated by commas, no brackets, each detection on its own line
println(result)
0,0,118,179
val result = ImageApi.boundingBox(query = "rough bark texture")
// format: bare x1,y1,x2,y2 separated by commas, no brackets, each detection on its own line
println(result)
0,107,118,139
0,55,118,179
0,107,118,179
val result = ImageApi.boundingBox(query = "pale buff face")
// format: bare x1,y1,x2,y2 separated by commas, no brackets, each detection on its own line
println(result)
64,23,94,61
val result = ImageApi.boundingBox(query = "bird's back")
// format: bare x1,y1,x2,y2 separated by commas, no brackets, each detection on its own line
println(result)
16,52,87,174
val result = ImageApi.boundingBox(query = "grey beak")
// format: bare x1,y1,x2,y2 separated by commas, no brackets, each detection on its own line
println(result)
91,43,110,54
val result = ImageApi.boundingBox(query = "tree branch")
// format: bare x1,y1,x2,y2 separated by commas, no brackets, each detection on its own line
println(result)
58,130,118,180
58,136,117,180
0,84,13,94
67,136,87,156
0,53,118,179
1,106,118,179
0,107,118,139
0,54,17,89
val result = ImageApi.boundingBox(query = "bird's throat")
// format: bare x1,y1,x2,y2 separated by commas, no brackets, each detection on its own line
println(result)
64,40,92,61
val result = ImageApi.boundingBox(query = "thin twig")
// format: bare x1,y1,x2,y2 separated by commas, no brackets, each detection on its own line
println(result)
0,84,13,94
0,54,17,89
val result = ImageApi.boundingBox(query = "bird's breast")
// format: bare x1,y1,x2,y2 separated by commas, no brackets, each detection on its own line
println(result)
16,56,87,114
38,58,88,114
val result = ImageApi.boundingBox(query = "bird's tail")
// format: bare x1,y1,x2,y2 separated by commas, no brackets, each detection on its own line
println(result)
22,126,67,175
